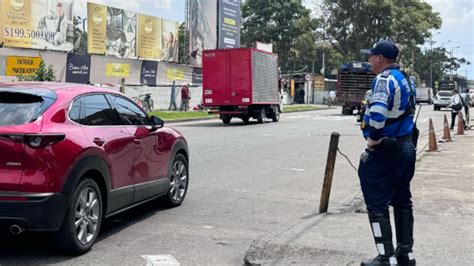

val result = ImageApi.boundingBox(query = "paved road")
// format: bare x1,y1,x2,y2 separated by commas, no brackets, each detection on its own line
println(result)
0,105,454,264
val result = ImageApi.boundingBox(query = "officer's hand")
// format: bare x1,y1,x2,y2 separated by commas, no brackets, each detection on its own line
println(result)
367,137,385,151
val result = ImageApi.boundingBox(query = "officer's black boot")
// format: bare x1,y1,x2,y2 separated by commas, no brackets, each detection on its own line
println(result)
394,208,416,265
361,210,397,266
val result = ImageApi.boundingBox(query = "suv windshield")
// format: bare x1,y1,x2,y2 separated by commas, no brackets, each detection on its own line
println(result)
0,92,44,126
438,91,452,97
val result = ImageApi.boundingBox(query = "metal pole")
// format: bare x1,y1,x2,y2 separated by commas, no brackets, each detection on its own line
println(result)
319,132,340,213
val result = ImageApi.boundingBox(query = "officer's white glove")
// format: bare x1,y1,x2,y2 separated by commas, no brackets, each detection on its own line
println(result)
367,137,386,151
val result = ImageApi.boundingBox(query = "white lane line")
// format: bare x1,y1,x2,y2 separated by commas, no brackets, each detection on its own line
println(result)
141,255,180,266
281,167,305,172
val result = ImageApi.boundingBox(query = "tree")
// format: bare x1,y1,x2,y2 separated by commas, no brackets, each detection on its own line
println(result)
241,0,318,72
178,22,190,65
18,59,56,82
319,0,442,62
413,47,470,88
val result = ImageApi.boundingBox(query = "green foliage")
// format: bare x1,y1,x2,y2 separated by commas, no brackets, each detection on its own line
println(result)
320,0,442,61
18,59,56,82
241,0,319,72
178,22,190,65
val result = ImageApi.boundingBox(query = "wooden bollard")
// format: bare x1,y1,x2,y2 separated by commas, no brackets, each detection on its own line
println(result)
457,112,465,135
319,132,340,213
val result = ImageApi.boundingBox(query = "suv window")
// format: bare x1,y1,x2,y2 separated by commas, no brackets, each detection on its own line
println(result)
70,94,119,125
0,92,43,126
111,96,149,126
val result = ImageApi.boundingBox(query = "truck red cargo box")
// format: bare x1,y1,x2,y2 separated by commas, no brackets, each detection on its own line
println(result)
202,48,280,107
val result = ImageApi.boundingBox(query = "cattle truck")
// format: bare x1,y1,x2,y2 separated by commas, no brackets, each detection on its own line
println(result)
337,61,376,115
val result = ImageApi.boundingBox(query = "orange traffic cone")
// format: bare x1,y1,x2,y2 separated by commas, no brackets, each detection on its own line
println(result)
428,118,437,152
457,112,465,135
443,114,451,141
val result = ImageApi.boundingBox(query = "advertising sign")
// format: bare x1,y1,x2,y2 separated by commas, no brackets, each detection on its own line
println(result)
218,0,241,49
106,7,136,58
192,67,202,85
65,54,91,84
161,19,179,62
1,0,74,51
140,60,158,85
87,2,107,54
6,56,41,76
137,14,162,60
189,0,217,67
106,63,130,77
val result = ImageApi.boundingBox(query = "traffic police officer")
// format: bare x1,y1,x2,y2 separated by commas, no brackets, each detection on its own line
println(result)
359,40,417,266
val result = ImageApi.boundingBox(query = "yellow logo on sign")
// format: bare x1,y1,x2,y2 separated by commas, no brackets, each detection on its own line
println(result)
10,0,24,11
106,63,130,77
6,56,41,76
224,17,236,26
144,18,153,34
166,68,184,81
93,7,104,26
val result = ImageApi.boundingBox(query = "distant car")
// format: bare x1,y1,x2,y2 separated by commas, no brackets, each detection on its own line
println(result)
433,90,453,110
416,87,433,105
0,82,189,254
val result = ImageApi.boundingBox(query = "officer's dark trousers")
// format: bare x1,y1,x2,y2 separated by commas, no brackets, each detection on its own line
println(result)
358,139,416,213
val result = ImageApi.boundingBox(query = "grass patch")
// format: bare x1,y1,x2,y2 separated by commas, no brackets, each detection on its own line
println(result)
149,110,214,121
282,105,325,112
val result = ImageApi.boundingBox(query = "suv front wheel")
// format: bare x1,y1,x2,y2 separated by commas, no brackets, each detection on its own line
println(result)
56,178,103,255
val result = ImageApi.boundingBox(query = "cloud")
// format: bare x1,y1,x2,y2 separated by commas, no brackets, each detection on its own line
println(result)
154,0,172,10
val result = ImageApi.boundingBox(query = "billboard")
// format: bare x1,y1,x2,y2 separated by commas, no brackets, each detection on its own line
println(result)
0,0,74,52
161,19,179,62
218,0,241,49
87,2,107,54
137,14,162,60
106,7,136,58
189,0,217,67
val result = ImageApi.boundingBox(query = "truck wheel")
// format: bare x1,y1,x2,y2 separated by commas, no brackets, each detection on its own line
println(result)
257,108,266,123
241,116,250,124
222,116,231,124
272,108,280,122
342,106,352,115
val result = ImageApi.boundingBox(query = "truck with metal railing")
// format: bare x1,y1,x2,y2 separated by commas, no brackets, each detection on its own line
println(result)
337,61,376,115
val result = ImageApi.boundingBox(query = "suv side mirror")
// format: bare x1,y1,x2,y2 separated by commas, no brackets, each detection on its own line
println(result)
150,115,164,131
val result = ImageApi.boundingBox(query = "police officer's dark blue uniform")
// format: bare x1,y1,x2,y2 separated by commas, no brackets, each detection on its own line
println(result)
359,40,417,266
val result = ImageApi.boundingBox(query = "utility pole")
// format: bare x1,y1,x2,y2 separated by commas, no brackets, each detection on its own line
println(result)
321,51,325,77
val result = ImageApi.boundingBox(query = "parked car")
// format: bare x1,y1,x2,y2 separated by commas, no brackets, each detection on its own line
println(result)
433,90,453,110
0,82,189,254
416,87,433,104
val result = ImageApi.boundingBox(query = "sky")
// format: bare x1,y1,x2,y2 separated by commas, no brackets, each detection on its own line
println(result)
303,0,474,80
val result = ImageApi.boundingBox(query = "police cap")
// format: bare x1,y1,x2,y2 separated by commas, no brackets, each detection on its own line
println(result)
360,40,399,60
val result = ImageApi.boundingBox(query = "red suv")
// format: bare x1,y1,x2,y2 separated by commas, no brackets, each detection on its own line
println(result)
0,83,189,254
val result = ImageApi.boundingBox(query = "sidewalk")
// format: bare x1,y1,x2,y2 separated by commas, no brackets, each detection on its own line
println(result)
244,131,474,265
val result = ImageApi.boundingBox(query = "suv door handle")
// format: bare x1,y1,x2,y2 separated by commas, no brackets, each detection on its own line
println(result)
93,138,105,146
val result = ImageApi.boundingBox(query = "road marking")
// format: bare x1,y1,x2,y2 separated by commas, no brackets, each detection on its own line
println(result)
281,167,305,172
141,255,180,266
203,225,214,229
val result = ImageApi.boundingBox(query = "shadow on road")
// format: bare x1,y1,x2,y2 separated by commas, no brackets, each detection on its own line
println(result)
0,199,169,263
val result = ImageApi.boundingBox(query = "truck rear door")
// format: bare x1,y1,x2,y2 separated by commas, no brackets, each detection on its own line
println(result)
229,49,252,105
203,50,230,106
